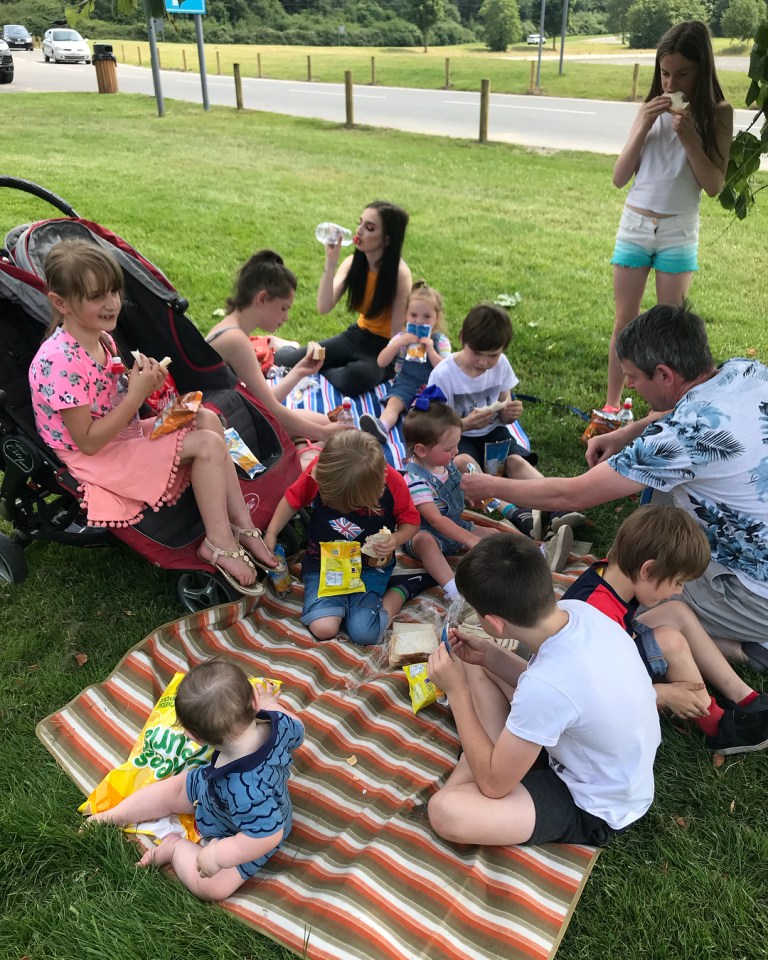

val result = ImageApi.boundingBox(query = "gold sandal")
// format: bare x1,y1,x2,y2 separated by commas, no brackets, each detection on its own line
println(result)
201,537,265,597
231,525,276,573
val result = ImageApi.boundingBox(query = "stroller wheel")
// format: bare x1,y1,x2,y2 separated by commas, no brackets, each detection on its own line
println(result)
0,532,28,585
176,570,243,613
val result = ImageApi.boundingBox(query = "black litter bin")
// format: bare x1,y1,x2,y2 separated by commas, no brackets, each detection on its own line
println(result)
93,43,118,94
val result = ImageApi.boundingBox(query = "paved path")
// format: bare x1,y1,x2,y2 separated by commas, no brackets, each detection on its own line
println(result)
3,49,761,158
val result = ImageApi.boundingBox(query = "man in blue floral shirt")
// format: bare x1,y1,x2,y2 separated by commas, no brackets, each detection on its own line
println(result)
461,305,768,674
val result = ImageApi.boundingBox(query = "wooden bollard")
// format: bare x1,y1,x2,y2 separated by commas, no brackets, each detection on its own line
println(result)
345,70,354,128
445,56,451,89
257,52,262,78
307,55,312,82
631,62,640,100
479,78,490,144
137,46,142,67
182,48,187,71
234,63,243,109
216,49,221,75
371,55,376,85
528,60,535,94
121,44,125,63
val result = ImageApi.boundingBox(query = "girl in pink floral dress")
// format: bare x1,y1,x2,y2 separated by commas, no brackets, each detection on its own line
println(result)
28,239,276,594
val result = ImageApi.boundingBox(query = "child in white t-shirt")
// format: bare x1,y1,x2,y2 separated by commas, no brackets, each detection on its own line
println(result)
427,534,660,847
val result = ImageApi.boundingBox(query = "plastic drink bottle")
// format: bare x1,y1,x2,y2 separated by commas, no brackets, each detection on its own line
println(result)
110,357,143,440
315,223,354,246
267,543,293,597
337,398,355,426
617,398,634,424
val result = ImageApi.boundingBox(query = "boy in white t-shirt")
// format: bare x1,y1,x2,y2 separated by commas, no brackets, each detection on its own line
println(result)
428,303,583,541
427,534,660,847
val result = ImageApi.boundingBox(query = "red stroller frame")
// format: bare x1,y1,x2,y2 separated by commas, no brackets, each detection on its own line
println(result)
0,177,302,610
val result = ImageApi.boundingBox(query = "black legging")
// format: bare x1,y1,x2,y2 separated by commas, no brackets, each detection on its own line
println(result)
274,323,394,396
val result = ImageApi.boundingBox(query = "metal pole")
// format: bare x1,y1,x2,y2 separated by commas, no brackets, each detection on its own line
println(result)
558,0,569,75
536,0,547,89
195,14,209,112
146,16,164,117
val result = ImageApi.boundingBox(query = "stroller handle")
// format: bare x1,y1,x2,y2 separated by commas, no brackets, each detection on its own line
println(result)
0,176,80,219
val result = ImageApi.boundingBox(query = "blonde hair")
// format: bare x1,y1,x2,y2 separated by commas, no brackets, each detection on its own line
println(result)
406,280,445,334
44,239,123,337
314,431,386,514
175,659,257,745
607,506,710,584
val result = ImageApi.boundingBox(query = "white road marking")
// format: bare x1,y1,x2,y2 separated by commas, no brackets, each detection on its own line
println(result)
288,88,386,99
444,98,596,115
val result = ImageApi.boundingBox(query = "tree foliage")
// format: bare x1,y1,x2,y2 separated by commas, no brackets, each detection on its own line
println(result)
406,0,446,49
625,0,710,48
720,19,768,219
480,0,522,51
720,0,765,40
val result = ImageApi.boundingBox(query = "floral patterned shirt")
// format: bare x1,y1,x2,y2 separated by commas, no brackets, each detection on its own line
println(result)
609,359,768,597
29,327,119,452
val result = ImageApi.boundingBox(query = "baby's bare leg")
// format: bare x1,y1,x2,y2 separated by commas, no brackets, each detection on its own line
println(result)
380,397,405,431
139,835,247,901
410,530,454,587
89,771,193,825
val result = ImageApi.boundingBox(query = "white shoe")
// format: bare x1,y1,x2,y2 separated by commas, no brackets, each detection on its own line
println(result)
543,526,573,573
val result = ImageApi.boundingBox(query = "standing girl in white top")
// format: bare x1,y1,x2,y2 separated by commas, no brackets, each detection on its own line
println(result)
605,20,733,412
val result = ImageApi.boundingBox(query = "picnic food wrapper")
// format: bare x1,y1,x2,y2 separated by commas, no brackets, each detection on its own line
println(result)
405,322,431,362
580,409,620,445
79,672,283,842
150,390,203,439
319,541,365,597
225,426,265,477
484,438,511,476
403,662,444,714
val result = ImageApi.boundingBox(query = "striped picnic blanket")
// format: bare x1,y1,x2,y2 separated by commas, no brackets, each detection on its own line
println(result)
37,540,599,960
276,371,531,471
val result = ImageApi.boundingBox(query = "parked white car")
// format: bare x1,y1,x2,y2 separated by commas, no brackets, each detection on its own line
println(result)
42,29,91,64
527,33,546,45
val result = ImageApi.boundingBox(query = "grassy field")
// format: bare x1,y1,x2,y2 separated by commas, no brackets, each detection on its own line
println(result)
101,38,753,105
1,93,768,960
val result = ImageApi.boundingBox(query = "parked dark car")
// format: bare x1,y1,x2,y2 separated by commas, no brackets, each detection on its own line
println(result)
0,39,13,84
2,25,33,51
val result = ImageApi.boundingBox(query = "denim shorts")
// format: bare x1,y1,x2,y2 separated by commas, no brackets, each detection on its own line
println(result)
301,563,393,647
611,206,699,274
403,517,474,559
632,619,669,679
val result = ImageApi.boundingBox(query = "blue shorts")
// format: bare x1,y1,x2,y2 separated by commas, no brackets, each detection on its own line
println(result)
301,563,394,647
404,518,474,559
611,206,699,274
632,620,669,678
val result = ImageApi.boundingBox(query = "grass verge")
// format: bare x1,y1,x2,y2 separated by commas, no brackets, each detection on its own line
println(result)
1,93,767,960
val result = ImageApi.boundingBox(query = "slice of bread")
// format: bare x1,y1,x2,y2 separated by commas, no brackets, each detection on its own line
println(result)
475,398,508,416
388,622,439,668
668,91,688,111
360,526,392,557
307,341,326,362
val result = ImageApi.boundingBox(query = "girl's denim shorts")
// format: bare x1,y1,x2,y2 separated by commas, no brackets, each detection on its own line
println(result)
611,206,699,274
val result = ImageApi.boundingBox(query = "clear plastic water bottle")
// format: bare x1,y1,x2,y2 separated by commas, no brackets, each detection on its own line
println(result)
110,357,143,440
337,397,355,426
617,398,634,424
315,222,354,246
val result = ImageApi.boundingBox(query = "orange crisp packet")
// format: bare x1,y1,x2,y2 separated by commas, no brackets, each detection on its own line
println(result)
150,390,203,439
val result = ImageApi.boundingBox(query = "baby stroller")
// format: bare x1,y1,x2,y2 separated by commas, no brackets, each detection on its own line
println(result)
0,176,304,611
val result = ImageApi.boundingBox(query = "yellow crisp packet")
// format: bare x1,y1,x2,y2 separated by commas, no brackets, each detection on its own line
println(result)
79,672,282,841
403,662,444,714
318,541,365,597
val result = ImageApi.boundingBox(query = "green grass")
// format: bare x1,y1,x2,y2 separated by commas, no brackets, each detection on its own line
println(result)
102,39,751,105
1,93,768,960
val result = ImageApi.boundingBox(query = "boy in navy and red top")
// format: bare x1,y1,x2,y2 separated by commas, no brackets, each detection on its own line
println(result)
563,506,768,755
265,431,430,646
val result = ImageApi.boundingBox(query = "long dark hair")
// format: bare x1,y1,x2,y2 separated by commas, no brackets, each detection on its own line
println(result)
226,249,297,313
345,201,409,320
647,20,725,160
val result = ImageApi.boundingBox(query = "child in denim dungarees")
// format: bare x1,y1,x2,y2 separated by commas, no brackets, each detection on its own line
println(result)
359,281,451,443
402,396,502,600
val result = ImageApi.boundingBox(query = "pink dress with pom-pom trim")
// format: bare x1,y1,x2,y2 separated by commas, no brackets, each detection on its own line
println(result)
57,419,193,527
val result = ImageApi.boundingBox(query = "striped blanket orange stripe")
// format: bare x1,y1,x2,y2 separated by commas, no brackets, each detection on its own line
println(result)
37,544,599,960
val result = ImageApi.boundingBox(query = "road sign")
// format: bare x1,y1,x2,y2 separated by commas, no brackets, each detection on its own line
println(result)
165,0,207,14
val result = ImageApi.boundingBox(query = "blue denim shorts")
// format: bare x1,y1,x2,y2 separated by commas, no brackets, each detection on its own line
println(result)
632,619,669,678
301,563,393,646
611,206,699,274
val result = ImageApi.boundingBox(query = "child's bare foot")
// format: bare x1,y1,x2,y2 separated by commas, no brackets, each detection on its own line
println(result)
137,834,181,869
